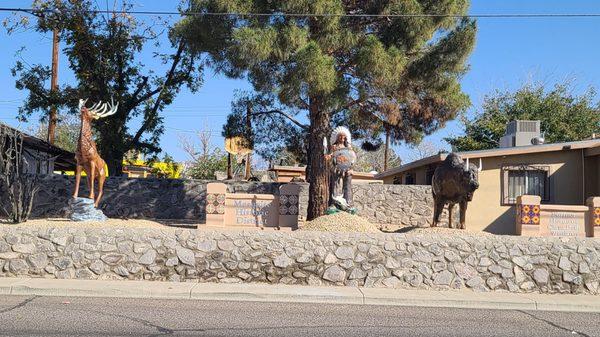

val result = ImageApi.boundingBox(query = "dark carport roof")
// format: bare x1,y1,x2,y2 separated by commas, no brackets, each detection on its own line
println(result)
1,122,76,171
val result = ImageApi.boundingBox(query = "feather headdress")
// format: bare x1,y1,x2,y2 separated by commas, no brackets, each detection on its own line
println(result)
330,126,351,146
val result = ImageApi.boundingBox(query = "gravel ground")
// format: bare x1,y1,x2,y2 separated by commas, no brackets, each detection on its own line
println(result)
0,218,198,229
302,212,381,233
301,212,492,236
1,216,492,236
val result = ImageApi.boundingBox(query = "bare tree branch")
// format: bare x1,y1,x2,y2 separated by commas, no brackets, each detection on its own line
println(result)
129,41,187,148
251,110,308,130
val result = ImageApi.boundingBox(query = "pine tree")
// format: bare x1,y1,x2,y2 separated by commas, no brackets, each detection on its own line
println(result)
176,0,476,219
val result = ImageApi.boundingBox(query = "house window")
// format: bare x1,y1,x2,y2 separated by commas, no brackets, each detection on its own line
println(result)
405,173,415,185
425,167,435,185
502,165,550,205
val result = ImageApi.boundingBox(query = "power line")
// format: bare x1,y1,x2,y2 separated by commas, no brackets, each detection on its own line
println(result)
3,7,600,19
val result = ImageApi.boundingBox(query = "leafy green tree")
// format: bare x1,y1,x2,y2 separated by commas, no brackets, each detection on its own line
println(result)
185,148,235,180
446,82,600,151
8,0,202,174
176,0,476,219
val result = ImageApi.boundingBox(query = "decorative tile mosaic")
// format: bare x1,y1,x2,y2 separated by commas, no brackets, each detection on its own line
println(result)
520,204,540,225
279,194,299,215
594,207,600,227
206,193,226,215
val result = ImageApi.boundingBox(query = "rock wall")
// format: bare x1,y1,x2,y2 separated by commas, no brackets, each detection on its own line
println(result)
0,226,598,294
21,176,440,226
352,185,439,226
28,175,309,222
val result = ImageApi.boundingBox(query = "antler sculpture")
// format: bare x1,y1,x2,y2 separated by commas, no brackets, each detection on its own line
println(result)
73,98,118,207
78,98,119,119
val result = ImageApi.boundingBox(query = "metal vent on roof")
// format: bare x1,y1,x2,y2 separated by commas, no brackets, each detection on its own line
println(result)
518,120,539,133
499,120,542,148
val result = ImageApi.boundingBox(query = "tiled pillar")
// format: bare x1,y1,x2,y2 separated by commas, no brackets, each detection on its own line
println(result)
587,196,600,237
205,182,227,227
278,183,301,229
516,195,542,236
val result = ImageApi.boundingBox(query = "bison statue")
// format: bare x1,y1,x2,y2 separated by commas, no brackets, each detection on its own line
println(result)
431,153,481,229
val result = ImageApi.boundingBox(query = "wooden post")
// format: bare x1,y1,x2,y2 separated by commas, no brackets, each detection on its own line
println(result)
47,28,59,144
227,153,232,179
245,104,252,180
384,127,390,171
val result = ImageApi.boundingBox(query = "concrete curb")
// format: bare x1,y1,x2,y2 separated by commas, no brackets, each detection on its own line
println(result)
1,277,599,313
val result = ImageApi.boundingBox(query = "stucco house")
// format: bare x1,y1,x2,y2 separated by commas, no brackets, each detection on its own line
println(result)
376,121,600,234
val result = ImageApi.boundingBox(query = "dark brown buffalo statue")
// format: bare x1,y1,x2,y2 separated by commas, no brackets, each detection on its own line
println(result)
432,153,481,229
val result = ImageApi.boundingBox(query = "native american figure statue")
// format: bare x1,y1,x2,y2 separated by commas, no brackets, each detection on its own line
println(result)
325,126,357,213
72,98,118,207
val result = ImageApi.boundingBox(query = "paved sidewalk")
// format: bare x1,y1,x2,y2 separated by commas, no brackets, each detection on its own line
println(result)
0,277,598,313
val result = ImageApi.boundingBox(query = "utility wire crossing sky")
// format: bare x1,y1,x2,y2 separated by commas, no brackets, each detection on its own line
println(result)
1,1,599,162
3,7,600,18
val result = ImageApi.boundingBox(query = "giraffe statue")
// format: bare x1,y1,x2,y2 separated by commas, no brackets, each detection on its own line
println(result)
73,98,118,207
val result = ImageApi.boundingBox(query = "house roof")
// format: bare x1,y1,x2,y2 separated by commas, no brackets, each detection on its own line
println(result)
270,165,376,179
1,122,76,171
376,138,600,179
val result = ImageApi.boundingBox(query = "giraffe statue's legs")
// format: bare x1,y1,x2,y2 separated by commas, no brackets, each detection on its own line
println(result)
88,161,96,201
73,164,83,199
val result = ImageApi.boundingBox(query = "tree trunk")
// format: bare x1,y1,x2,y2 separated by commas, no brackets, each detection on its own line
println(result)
306,98,330,220
105,151,124,178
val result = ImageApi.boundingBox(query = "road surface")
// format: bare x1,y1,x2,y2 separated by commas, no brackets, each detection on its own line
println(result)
0,295,598,337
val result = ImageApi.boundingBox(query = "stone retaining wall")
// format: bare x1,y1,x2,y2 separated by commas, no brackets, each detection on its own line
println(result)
28,175,309,222
0,226,598,294
352,185,437,226
22,176,439,226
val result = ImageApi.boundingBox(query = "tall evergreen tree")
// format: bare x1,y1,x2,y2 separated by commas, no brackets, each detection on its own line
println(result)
176,0,476,219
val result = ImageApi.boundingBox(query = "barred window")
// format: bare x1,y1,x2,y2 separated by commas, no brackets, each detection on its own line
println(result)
502,165,550,205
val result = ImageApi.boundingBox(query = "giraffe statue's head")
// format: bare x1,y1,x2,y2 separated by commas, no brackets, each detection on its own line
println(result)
78,98,119,122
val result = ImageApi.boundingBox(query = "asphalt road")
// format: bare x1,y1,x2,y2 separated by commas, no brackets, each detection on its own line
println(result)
0,295,599,337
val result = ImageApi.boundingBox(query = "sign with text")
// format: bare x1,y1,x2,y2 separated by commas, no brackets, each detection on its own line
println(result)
516,195,594,238
224,194,279,227
205,182,300,229
539,210,587,237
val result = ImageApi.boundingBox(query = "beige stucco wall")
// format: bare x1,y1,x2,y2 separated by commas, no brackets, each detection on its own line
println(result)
466,150,584,234
381,149,591,235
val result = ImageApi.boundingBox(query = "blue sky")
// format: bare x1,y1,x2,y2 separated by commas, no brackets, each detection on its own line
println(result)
1,0,599,165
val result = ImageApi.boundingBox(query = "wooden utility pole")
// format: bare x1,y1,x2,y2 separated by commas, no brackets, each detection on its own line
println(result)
384,127,390,171
227,153,232,179
244,105,252,180
47,28,59,144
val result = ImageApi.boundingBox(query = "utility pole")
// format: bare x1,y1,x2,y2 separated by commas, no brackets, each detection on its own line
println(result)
384,126,390,172
244,104,252,180
226,152,232,180
47,28,59,144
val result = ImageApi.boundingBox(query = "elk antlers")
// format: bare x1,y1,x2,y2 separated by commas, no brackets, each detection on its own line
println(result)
78,98,119,119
